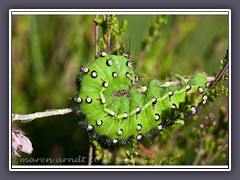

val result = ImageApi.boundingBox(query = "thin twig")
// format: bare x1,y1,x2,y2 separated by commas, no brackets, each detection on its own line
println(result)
193,135,204,165
88,143,93,166
103,15,111,54
106,34,111,54
12,108,73,122
95,14,99,58
164,76,215,86
211,63,229,89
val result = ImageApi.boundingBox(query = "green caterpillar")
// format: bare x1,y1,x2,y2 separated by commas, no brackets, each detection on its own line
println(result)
75,53,210,144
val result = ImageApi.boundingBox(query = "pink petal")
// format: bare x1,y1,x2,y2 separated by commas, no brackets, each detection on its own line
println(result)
12,130,33,157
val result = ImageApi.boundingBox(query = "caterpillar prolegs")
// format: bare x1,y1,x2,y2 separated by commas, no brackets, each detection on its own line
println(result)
76,54,210,144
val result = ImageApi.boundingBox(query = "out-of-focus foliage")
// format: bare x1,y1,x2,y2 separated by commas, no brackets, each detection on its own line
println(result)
12,14,228,165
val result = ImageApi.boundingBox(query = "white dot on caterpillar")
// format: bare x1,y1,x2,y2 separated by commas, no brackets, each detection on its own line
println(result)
206,82,211,87
102,82,108,88
136,106,141,114
172,103,177,109
186,84,191,91
100,52,107,57
123,112,128,119
152,97,157,110
91,70,98,78
80,66,89,74
136,124,142,131
117,129,123,136
113,139,118,144
157,124,163,130
169,90,174,96
96,120,103,126
86,97,92,104
101,98,106,104
112,72,118,78
110,111,115,116
152,97,157,103
131,76,139,85
126,72,131,78
106,59,113,66
203,94,208,101
87,125,94,131
155,113,160,121
74,97,82,103
198,86,204,94
135,76,139,82
126,61,133,67
191,106,197,115
137,134,142,140
123,52,131,59
202,94,208,104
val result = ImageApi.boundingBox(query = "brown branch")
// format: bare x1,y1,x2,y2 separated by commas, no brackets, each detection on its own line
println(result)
210,62,229,90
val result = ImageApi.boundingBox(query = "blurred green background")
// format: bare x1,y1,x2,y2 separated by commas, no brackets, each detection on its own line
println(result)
12,14,229,165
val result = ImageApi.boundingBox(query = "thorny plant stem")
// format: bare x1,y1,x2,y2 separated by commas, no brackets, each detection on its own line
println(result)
12,108,73,122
